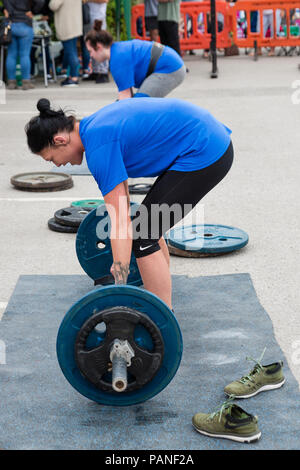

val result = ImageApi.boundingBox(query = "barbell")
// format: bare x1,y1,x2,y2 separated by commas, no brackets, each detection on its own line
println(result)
57,203,183,405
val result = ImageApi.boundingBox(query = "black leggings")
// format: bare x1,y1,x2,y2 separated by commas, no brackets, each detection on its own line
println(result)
132,141,234,258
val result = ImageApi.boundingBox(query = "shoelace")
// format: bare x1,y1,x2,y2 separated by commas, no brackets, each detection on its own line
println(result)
238,347,267,384
208,395,236,422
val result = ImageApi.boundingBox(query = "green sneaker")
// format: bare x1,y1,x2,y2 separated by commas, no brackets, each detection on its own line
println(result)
224,348,285,399
192,396,261,443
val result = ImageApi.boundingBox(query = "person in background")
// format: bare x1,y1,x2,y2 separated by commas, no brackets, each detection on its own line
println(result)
251,9,282,56
144,0,159,42
85,23,185,99
3,0,45,90
158,0,181,57
49,0,82,86
83,0,109,84
80,0,92,80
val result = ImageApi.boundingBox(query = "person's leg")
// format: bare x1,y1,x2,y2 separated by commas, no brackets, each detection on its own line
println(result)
132,142,234,308
80,35,90,73
146,16,159,42
251,11,258,32
30,43,37,76
158,21,168,47
62,38,79,81
45,44,52,75
62,39,72,74
17,24,34,80
137,249,172,307
62,49,68,74
69,37,80,79
159,236,170,267
263,12,270,37
6,27,18,80
163,21,181,56
276,9,282,37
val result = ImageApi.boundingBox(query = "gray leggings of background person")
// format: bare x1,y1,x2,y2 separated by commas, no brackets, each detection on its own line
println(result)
137,65,186,97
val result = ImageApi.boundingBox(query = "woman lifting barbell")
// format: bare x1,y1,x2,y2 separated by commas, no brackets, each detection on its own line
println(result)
25,97,233,309
84,21,186,100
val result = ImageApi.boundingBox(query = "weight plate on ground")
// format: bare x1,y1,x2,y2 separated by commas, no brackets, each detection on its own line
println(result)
129,183,152,195
54,206,93,227
167,224,249,256
11,172,73,191
48,218,78,233
71,199,105,210
56,285,183,406
76,203,142,287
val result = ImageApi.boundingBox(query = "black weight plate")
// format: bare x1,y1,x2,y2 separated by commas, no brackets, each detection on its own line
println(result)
48,218,78,233
54,206,92,227
13,180,74,192
11,172,73,191
128,183,153,195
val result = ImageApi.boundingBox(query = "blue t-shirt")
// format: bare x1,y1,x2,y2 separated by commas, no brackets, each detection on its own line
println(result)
79,98,232,196
109,40,183,92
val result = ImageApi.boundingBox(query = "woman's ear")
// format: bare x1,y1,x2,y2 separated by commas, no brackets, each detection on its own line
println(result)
53,134,69,146
96,43,103,53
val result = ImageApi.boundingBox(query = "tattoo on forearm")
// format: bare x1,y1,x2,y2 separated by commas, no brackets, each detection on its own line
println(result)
113,262,130,285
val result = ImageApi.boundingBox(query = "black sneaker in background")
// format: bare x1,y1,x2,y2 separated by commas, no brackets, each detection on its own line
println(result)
95,73,110,84
61,78,79,87
82,72,98,81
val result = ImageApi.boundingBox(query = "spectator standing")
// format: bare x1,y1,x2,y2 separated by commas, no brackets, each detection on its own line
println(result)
157,0,181,56
252,9,282,56
83,0,109,83
3,0,45,90
49,0,82,86
144,0,159,42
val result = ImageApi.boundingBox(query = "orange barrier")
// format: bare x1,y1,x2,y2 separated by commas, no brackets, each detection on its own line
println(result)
131,1,300,51
230,0,300,49
131,1,232,51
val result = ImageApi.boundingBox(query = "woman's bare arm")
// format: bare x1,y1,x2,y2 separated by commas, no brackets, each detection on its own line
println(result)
104,181,132,284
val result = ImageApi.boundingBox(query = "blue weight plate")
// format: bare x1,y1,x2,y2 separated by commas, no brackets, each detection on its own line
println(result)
168,224,249,254
56,285,183,406
76,204,142,287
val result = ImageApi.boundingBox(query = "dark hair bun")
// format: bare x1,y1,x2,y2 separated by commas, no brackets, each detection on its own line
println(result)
37,98,51,117
94,19,102,32
37,98,65,119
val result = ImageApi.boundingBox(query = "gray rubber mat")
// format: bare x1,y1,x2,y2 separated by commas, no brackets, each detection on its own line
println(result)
0,274,299,450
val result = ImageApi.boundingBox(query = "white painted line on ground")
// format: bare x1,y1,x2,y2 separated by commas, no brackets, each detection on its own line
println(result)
0,197,101,202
